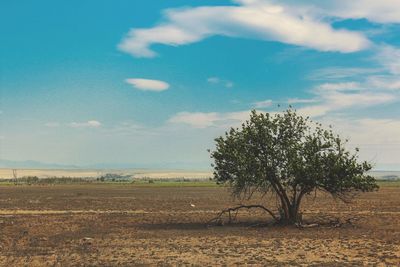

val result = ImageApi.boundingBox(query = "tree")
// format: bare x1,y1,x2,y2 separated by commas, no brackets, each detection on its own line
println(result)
210,109,378,225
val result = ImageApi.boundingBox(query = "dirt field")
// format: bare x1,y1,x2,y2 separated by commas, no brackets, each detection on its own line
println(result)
0,183,399,266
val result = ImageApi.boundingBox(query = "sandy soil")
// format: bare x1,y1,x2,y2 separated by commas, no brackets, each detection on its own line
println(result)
0,185,399,266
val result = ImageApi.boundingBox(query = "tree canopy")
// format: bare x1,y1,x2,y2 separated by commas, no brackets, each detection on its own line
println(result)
210,109,378,224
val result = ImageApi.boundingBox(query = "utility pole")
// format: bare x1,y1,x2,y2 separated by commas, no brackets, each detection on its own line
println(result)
12,169,18,185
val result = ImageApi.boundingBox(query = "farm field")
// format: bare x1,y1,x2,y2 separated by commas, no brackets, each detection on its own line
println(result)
0,168,212,180
0,183,399,266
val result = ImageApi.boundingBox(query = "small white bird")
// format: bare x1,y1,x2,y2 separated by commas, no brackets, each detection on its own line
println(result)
190,203,196,207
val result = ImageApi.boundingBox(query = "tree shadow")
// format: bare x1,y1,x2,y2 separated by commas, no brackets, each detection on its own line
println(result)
137,220,276,231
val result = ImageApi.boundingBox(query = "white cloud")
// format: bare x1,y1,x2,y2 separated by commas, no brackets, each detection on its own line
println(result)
334,118,400,146
316,0,400,24
169,112,220,128
287,98,317,104
207,77,220,84
297,105,331,117
168,110,251,128
308,67,381,81
69,120,102,128
125,78,170,91
225,81,234,88
318,116,400,169
298,45,400,117
298,88,395,117
267,0,400,24
375,45,400,75
207,77,234,88
316,82,361,91
253,99,273,108
328,91,393,108
367,76,400,91
118,1,370,58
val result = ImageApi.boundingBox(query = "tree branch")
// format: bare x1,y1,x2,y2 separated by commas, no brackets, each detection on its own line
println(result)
207,204,278,225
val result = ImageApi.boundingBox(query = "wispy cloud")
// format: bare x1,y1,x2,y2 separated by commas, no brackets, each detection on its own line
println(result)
319,115,400,169
298,45,400,117
102,121,148,136
69,120,102,128
207,77,234,88
118,0,370,58
375,45,400,75
298,91,395,117
308,67,381,81
225,81,234,88
169,112,219,128
287,98,317,104
45,121,102,128
297,80,397,117
367,76,400,91
125,78,170,91
253,99,273,108
316,82,361,91
301,0,400,24
207,77,220,84
325,117,400,146
168,110,251,129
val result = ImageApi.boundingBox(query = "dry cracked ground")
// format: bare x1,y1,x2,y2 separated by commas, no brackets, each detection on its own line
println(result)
0,184,399,266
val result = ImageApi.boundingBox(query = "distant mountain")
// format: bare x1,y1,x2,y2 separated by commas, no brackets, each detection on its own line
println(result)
0,159,79,169
84,161,211,170
369,171,400,180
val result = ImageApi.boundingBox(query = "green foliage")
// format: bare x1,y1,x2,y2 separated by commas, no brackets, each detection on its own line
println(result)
1,176,93,184
211,109,378,223
98,173,132,182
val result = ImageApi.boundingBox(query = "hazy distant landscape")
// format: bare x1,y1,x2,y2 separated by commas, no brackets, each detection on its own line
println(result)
0,168,212,180
370,171,400,181
0,168,398,181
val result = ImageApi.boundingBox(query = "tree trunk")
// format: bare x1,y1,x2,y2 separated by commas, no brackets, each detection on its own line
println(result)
279,202,301,225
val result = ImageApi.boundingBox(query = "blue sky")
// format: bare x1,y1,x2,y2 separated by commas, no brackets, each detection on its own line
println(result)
1,0,400,170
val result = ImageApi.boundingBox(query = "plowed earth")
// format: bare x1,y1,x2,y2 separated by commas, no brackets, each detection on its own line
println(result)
0,185,399,266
